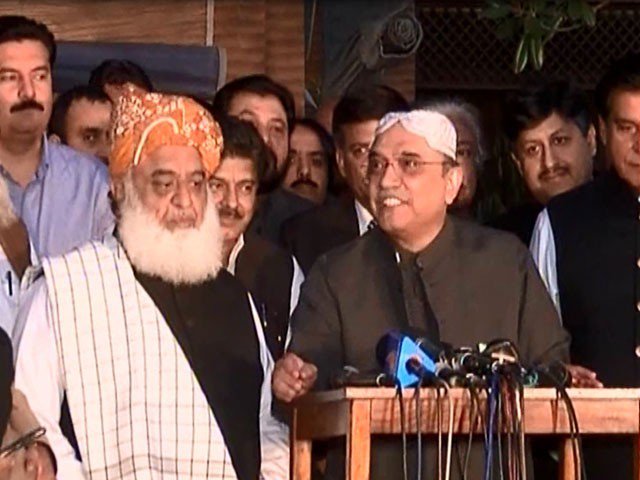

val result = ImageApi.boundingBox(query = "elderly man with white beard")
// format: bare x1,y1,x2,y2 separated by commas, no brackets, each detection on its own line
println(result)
11,86,288,480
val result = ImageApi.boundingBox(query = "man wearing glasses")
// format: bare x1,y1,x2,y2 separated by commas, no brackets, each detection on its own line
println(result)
280,85,408,274
273,109,571,479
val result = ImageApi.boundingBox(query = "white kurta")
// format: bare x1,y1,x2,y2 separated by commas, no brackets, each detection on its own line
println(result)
14,240,288,479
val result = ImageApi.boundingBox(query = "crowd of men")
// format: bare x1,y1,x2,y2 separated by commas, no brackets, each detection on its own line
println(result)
0,12,637,480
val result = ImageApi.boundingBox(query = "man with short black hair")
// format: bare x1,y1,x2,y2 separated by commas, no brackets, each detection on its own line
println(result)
281,85,408,274
282,118,335,205
211,115,303,360
213,74,314,243
492,81,595,244
48,85,112,163
531,54,640,480
0,15,113,336
88,58,153,102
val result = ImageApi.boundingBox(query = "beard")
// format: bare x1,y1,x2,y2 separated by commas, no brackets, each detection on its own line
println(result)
118,177,223,285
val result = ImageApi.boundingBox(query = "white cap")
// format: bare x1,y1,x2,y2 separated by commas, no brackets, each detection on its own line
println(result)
376,110,457,160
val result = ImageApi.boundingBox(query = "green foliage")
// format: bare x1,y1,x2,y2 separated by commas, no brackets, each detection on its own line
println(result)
480,0,606,73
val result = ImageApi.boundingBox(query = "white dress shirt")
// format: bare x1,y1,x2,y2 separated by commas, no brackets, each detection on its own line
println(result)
529,208,561,317
0,241,38,338
355,200,374,236
14,277,289,479
227,233,304,316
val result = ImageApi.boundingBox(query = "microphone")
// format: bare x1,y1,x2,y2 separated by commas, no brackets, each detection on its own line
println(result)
397,326,446,360
330,366,396,388
529,361,572,388
376,330,438,387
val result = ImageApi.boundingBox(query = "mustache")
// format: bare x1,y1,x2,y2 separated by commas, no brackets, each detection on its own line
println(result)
539,164,570,181
10,99,44,113
217,205,243,220
291,178,319,189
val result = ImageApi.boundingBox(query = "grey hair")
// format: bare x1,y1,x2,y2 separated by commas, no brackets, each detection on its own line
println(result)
420,98,486,169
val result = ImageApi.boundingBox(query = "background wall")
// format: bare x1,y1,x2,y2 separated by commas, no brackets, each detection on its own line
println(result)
0,0,307,111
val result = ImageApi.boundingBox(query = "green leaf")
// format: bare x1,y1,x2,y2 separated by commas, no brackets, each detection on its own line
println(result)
514,36,529,73
524,15,544,37
529,35,544,69
583,7,596,27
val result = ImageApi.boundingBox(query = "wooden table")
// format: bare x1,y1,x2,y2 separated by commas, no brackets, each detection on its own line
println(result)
291,387,640,480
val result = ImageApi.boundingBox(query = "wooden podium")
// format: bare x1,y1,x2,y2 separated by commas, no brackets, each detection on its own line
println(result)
290,387,640,480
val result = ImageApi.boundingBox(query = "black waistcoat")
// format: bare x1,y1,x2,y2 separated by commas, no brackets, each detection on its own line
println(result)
548,173,640,480
235,233,293,360
548,173,640,386
135,269,263,480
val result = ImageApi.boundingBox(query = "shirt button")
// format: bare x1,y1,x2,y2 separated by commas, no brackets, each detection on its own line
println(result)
635,346,640,358
637,258,640,268
277,335,283,343
637,301,640,312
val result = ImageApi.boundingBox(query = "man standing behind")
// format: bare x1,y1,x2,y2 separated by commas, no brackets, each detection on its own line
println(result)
211,115,303,360
492,81,595,245
48,85,113,163
274,109,570,479
213,75,314,243
280,85,408,274
0,16,113,336
281,119,335,206
14,86,287,480
530,54,640,479
88,59,153,102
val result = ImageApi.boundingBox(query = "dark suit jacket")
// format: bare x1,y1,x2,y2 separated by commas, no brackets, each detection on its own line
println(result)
235,233,294,360
280,198,359,274
248,188,315,245
289,216,569,480
488,202,543,246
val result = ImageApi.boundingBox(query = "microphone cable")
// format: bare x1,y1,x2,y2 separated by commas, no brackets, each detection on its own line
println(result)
396,383,409,480
415,377,424,480
537,364,587,480
484,373,499,480
434,377,454,480
458,383,480,480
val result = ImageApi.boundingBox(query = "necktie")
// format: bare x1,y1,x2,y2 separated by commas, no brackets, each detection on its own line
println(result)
398,251,440,343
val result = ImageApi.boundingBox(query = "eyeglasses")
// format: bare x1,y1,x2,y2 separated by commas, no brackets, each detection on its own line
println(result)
0,427,46,458
367,154,458,178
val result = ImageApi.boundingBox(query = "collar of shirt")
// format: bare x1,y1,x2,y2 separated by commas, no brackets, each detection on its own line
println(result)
355,199,374,236
0,135,50,187
226,234,245,275
393,216,453,276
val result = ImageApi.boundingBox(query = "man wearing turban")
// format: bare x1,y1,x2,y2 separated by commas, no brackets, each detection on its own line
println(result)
12,86,288,480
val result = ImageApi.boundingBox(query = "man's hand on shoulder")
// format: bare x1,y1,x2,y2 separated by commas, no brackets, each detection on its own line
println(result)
272,353,317,402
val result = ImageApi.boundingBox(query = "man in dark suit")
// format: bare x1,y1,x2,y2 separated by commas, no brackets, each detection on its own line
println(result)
530,53,640,480
280,85,408,274
490,81,595,245
212,74,314,244
211,115,302,360
273,108,577,479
